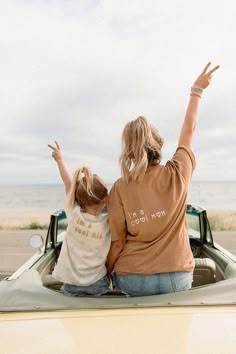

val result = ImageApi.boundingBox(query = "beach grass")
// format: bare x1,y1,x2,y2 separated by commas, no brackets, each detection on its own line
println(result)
207,211,236,231
208,216,232,231
0,223,49,231
21,222,49,230
0,210,51,230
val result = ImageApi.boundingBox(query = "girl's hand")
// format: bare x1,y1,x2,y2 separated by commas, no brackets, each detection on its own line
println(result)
194,62,220,89
48,141,64,163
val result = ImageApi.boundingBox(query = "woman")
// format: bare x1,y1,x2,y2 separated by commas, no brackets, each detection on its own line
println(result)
107,62,220,296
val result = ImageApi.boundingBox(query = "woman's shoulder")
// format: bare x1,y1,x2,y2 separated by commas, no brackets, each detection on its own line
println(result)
164,146,196,184
169,146,195,165
110,177,127,190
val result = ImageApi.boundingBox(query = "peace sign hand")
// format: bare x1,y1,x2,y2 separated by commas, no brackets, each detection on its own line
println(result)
48,141,64,163
194,62,220,90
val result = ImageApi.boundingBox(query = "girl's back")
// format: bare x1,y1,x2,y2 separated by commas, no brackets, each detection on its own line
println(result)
53,205,110,286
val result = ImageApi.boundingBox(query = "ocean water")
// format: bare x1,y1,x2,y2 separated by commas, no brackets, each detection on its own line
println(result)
187,181,236,210
0,181,235,211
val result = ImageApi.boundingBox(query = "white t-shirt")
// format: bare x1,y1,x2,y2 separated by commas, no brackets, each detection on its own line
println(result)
52,206,111,286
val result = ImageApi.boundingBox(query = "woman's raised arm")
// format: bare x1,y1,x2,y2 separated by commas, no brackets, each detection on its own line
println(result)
178,62,220,150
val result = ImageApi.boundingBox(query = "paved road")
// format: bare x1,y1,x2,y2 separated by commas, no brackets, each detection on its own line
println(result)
213,231,236,255
0,230,47,280
0,230,235,280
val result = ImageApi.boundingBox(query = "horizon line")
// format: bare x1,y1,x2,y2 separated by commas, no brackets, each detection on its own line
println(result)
0,180,236,186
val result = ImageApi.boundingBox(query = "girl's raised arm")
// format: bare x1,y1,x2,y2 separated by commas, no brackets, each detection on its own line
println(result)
48,141,72,194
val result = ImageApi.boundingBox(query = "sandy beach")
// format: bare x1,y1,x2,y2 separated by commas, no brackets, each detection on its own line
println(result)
0,210,52,229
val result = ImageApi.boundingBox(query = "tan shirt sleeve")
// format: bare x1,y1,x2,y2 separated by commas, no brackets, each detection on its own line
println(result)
166,146,196,185
108,183,127,242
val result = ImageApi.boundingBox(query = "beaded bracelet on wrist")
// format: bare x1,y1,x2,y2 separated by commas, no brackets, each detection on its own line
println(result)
190,85,204,98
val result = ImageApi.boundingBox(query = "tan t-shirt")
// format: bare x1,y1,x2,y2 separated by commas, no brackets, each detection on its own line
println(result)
108,147,196,275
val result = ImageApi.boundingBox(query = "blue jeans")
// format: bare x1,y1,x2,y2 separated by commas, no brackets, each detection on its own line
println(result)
114,272,193,296
63,275,109,296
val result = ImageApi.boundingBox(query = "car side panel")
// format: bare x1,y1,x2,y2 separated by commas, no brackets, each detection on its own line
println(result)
0,307,236,354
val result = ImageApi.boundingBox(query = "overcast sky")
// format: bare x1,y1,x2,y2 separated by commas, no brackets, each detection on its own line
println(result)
0,0,236,184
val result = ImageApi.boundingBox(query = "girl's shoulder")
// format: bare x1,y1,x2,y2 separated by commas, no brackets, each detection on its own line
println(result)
65,205,81,218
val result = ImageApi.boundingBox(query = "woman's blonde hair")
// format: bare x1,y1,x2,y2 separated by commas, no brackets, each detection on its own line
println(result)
66,166,108,210
120,116,164,183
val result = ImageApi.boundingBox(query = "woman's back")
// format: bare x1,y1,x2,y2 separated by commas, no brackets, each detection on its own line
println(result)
108,146,195,275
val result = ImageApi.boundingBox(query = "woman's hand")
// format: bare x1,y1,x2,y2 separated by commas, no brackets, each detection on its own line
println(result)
178,62,220,150
194,62,220,89
48,141,64,163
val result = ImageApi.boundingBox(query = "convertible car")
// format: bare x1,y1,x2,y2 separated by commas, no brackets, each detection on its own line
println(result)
0,204,236,354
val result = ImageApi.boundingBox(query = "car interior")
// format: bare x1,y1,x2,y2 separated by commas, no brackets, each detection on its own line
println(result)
39,208,228,294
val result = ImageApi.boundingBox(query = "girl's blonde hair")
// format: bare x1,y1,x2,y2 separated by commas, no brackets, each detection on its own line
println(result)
66,166,108,210
120,116,164,183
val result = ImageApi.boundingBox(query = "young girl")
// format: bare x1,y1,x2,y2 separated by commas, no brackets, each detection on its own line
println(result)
48,141,111,296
